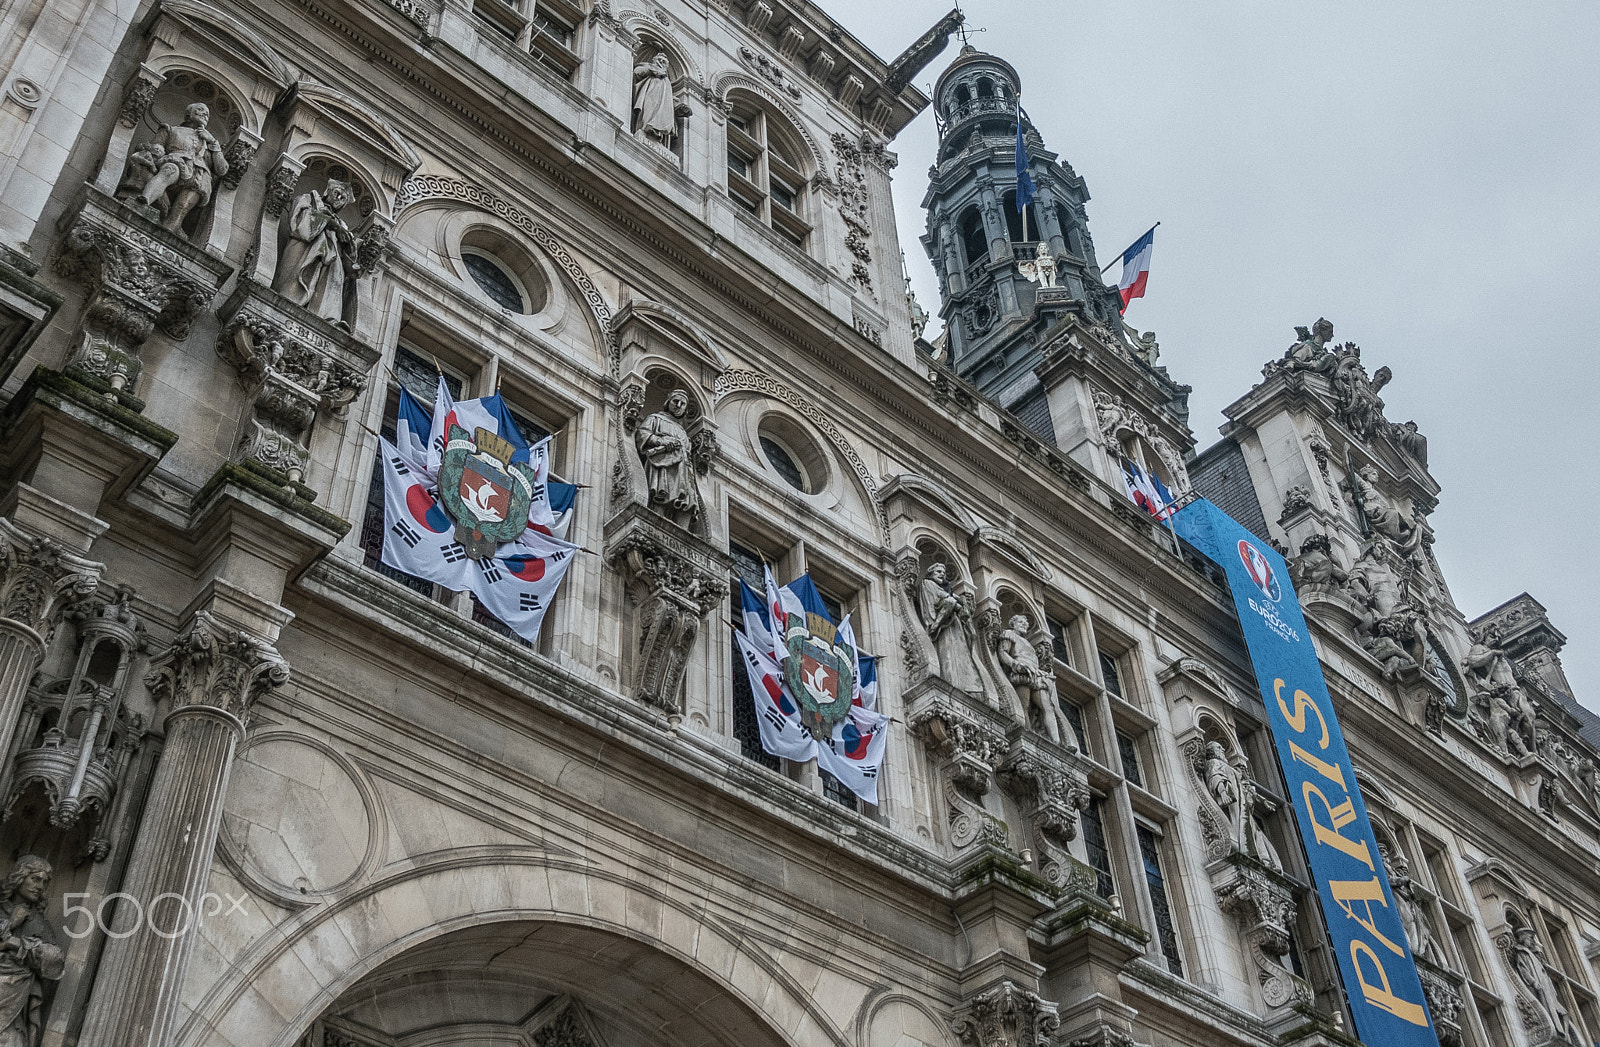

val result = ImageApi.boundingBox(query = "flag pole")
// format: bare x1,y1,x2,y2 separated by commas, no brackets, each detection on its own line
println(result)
1101,222,1161,277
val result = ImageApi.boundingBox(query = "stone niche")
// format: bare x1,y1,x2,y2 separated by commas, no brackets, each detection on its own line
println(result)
216,82,419,489
605,343,726,719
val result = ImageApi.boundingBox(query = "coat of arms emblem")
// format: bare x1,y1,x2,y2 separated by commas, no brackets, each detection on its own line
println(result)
438,423,537,560
782,611,856,740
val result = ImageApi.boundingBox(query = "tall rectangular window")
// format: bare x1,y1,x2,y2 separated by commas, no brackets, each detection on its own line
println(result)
820,768,857,811
1117,732,1143,788
1059,700,1087,752
1047,616,1072,665
1138,826,1183,976
729,539,779,771
1099,650,1123,698
1080,799,1115,900
359,347,463,596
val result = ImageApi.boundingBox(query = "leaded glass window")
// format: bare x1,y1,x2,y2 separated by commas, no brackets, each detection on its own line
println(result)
463,251,526,313
1060,699,1087,752
1139,826,1183,976
1099,650,1123,697
761,435,808,492
1118,732,1143,788
1081,799,1115,900
1047,616,1071,664
821,767,857,811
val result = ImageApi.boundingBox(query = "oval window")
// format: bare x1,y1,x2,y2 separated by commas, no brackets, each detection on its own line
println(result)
760,435,809,493
462,250,527,313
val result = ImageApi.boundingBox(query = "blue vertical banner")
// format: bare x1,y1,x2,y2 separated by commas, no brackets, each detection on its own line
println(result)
1171,498,1434,1046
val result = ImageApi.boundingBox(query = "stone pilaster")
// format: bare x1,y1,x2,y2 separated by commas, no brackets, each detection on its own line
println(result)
0,516,103,770
77,609,288,1047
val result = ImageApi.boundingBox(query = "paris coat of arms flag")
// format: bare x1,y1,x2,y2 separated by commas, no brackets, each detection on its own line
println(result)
379,379,579,643
734,574,889,803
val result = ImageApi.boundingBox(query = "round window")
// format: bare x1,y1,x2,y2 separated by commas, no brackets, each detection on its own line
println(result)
760,435,809,493
462,250,528,313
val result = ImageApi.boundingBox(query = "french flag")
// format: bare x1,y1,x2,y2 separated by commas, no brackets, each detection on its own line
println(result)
1115,225,1157,311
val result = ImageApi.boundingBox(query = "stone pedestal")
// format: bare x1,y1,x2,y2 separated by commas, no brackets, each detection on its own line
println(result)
603,504,728,715
0,245,64,386
215,279,377,484
907,680,1011,851
997,727,1092,889
75,606,288,1047
53,189,231,400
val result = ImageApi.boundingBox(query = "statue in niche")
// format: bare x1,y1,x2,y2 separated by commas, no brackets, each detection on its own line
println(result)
1383,848,1443,965
1507,917,1584,1043
0,856,64,1047
632,52,677,146
915,563,984,694
125,102,229,234
1202,740,1240,834
996,614,1061,743
272,179,360,325
633,389,699,524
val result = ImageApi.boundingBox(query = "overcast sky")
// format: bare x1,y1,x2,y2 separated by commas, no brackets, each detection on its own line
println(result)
818,1,1600,708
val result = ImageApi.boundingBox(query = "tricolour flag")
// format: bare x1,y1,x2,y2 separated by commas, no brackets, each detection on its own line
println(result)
1115,225,1157,311
737,577,774,655
395,386,433,479
378,437,577,643
1122,459,1176,522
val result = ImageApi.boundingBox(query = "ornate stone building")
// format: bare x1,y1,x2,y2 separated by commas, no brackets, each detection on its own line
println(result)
0,2,1593,1046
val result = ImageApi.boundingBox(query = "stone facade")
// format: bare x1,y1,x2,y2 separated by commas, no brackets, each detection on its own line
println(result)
0,5,1593,1047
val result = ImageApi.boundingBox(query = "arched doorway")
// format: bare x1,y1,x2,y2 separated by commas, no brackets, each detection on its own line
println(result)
295,920,795,1047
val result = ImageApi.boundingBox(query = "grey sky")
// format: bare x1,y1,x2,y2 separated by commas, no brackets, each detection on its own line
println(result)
816,0,1600,708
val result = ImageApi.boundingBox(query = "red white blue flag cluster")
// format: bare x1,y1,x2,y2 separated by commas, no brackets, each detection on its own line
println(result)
735,567,889,803
1121,458,1176,522
380,376,580,643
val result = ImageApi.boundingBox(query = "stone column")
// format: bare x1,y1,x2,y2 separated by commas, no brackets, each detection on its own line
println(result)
0,517,103,768
77,610,288,1047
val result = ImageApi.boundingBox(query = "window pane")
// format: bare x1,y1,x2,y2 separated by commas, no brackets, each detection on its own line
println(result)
1081,799,1115,900
464,252,526,313
396,346,461,401
1139,826,1183,976
771,182,795,212
1059,700,1086,752
1118,732,1143,788
729,542,765,594
727,152,750,179
761,436,807,492
821,767,857,811
1099,651,1123,697
731,628,780,770
1047,616,1071,664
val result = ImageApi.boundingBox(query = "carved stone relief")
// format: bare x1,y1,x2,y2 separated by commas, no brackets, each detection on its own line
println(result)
996,734,1089,888
908,689,1008,851
1090,388,1190,494
0,855,65,1046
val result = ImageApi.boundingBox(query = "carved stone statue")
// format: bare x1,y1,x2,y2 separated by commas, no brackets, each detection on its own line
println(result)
1352,465,1417,549
997,614,1060,743
1507,920,1583,1043
1329,343,1391,438
1391,420,1428,468
915,563,984,694
272,179,360,325
1202,740,1240,829
127,102,229,233
1289,534,1347,589
633,389,699,523
1349,541,1405,625
1383,849,1444,966
1272,317,1336,377
632,53,676,145
1463,634,1537,757
1016,241,1057,287
0,856,64,1047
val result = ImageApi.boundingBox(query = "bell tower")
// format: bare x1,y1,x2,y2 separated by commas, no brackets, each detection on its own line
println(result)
919,47,1122,399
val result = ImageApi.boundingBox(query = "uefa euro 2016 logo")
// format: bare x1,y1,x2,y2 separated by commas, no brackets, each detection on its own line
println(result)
1238,539,1281,602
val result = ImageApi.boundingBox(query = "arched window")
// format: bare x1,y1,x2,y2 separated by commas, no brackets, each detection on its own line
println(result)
959,205,987,268
954,84,971,106
725,94,810,249
976,77,994,99
1002,190,1040,243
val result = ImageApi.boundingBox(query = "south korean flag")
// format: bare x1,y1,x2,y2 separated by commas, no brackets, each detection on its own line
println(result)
734,631,815,762
815,656,890,805
379,437,577,643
